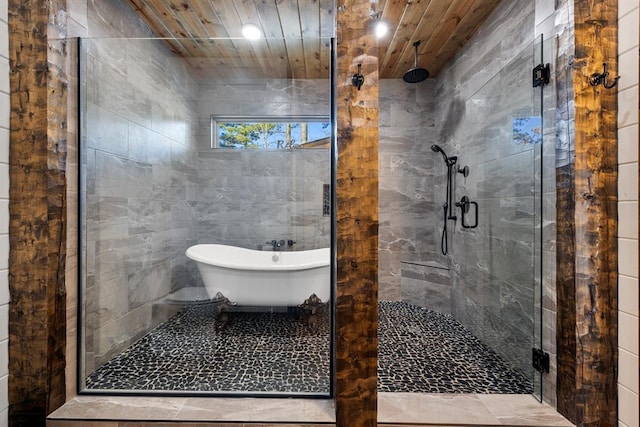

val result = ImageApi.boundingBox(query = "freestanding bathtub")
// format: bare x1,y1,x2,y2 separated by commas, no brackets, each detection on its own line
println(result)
185,244,330,306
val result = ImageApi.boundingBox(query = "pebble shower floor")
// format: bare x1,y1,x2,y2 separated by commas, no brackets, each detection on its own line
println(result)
86,301,532,394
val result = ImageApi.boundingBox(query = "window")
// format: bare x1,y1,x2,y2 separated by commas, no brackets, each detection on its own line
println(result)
211,116,331,149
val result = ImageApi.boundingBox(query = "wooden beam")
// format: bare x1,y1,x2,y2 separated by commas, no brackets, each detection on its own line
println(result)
8,0,68,424
557,0,618,425
335,1,379,426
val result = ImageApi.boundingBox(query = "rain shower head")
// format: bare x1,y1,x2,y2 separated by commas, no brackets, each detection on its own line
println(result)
403,41,429,83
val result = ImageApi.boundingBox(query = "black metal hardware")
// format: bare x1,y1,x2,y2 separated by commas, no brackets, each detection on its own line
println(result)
287,240,296,246
323,184,331,216
457,165,469,177
532,348,550,373
589,62,620,89
352,64,365,90
455,196,478,229
532,63,550,87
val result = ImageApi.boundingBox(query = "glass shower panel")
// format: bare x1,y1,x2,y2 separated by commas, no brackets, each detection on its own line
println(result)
457,40,542,394
78,37,333,396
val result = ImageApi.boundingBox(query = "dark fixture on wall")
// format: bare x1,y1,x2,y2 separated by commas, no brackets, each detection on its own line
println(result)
455,196,478,229
431,144,457,255
589,62,620,89
403,41,429,83
532,63,550,87
352,63,365,90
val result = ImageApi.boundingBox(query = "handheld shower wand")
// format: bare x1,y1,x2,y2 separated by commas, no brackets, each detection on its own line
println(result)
431,145,458,255
431,144,457,166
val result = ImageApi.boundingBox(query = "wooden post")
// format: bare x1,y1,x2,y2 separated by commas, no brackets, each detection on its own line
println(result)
557,0,618,425
8,0,68,424
335,1,379,426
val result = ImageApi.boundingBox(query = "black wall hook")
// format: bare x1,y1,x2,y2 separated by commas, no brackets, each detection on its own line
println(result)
352,64,365,90
589,63,620,89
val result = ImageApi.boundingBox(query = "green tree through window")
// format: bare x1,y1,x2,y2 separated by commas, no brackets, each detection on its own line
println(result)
213,117,330,149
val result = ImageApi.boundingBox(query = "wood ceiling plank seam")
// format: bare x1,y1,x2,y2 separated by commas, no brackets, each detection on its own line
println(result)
385,0,452,78
202,0,231,38
378,0,410,62
276,0,306,79
319,0,334,76
199,0,246,73
125,0,193,62
283,37,307,79
188,1,229,38
255,0,290,77
143,0,212,64
319,0,334,38
213,0,263,76
378,0,432,78
276,0,303,37
426,0,501,76
319,37,331,77
298,0,322,79
231,0,274,78
419,0,478,60
157,0,196,38
127,0,221,78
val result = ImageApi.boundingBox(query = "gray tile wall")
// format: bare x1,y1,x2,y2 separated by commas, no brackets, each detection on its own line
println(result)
378,79,439,300
381,0,543,382
193,79,331,251
82,35,200,373
433,0,536,382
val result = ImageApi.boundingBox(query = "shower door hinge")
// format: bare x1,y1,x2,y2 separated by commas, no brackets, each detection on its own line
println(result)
533,63,550,87
532,348,550,373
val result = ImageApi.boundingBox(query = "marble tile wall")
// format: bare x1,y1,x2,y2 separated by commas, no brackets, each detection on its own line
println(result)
0,0,9,422
193,79,331,251
431,0,537,380
82,35,201,373
380,1,564,402
378,79,438,300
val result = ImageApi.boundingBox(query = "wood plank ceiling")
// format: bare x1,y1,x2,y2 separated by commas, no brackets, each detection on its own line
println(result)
126,0,502,79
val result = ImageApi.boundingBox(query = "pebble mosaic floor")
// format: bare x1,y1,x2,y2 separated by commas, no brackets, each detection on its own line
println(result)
86,301,532,394
377,301,533,394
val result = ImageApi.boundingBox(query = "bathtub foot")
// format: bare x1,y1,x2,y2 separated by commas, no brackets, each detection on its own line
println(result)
211,292,233,332
299,293,327,330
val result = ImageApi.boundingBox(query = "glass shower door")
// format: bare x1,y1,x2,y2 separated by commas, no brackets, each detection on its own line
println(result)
451,38,545,398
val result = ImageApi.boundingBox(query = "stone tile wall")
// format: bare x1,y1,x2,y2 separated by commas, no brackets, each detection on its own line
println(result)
378,79,438,300
79,1,201,374
193,79,331,251
433,0,537,382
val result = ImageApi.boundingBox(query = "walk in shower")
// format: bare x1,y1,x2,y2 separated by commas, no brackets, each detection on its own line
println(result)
378,0,552,400
78,36,335,395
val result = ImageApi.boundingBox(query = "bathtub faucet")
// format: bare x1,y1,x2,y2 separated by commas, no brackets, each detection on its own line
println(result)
268,240,286,250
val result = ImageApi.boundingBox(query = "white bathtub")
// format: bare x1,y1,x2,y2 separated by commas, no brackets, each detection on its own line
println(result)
185,244,330,306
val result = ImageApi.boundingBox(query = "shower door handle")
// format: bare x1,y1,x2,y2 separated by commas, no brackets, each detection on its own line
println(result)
455,196,478,229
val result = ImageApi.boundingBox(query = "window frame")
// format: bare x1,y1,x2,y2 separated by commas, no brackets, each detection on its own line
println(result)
210,115,331,149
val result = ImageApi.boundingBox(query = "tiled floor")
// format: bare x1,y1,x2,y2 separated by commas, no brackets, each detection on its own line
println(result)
86,301,531,394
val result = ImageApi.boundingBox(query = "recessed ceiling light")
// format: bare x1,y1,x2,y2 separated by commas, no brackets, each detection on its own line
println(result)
375,21,389,39
242,23,262,40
